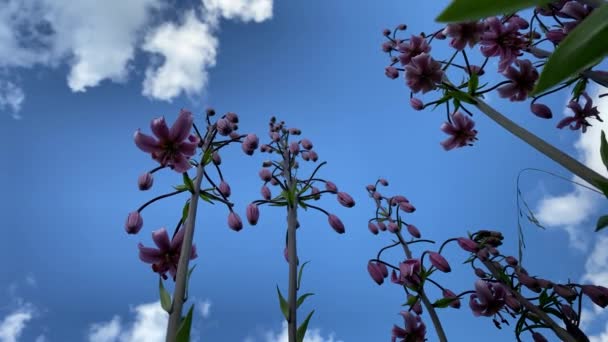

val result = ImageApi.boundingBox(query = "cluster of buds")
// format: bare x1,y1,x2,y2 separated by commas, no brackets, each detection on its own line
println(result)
381,0,607,152
125,108,258,279
366,179,608,341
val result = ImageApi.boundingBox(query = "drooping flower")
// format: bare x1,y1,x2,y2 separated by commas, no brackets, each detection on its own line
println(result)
531,103,553,119
138,173,154,191
337,192,355,208
325,181,338,193
218,181,231,197
410,98,424,111
406,224,421,238
557,92,602,133
581,285,608,308
138,227,197,280
368,261,386,285
259,168,273,182
228,212,243,231
328,214,345,234
391,311,427,342
469,280,506,317
134,110,197,173
246,203,260,225
497,59,538,101
368,222,379,235
405,53,444,94
385,66,399,79
480,17,527,72
440,112,478,151
125,211,144,234
397,35,431,65
399,259,422,288
428,251,451,272
242,134,259,155
457,237,479,252
300,139,313,150
443,21,485,50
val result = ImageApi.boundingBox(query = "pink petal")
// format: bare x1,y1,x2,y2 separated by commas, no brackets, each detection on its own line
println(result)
134,130,161,153
151,117,170,141
152,228,171,252
170,110,194,142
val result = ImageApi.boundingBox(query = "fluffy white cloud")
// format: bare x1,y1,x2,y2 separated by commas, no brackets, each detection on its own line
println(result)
202,0,273,22
88,302,168,342
0,306,34,342
142,11,218,101
251,321,343,342
535,86,608,249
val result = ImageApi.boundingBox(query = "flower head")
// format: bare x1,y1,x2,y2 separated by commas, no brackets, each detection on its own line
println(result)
469,280,506,317
328,214,345,234
440,112,478,151
480,17,527,72
497,59,538,101
138,227,197,280
392,311,426,342
399,259,422,288
405,53,444,94
134,110,197,173
444,21,485,50
397,35,431,65
557,92,602,133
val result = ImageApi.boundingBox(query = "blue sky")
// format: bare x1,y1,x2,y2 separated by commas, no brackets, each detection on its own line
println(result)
1,0,608,341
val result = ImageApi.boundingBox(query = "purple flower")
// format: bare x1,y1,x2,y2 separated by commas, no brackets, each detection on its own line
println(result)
225,112,239,123
377,221,387,231
242,134,259,155
325,181,338,193
228,212,243,231
497,59,538,101
289,141,300,155
138,227,197,280
337,192,355,208
531,103,553,119
382,41,395,52
246,203,260,225
385,66,399,79
125,211,144,234
392,311,426,342
390,195,408,206
557,92,602,133
212,151,222,165
428,252,451,272
368,261,386,285
581,285,608,308
308,150,318,162
410,98,424,111
387,221,399,233
480,17,527,72
261,185,271,200
397,35,431,65
300,139,313,150
328,214,345,234
399,202,415,213
469,280,506,317
440,112,478,151
134,110,197,173
405,53,444,94
216,118,232,136
368,222,379,235
138,173,154,191
406,224,421,238
457,237,479,252
399,259,422,288
443,21,485,50
218,181,231,197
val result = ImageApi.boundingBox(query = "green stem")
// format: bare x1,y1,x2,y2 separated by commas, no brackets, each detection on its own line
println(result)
284,151,299,342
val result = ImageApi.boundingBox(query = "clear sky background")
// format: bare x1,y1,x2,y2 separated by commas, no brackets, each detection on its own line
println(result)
1,0,608,341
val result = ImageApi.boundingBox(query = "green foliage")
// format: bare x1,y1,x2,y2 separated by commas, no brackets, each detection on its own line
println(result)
436,0,552,22
297,310,315,342
276,285,289,320
176,304,195,342
159,277,172,314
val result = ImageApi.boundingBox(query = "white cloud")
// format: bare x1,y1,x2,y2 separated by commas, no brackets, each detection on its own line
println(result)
202,0,273,22
198,299,211,319
142,11,218,101
25,274,36,287
535,86,608,249
589,321,608,342
0,306,34,342
0,81,25,118
260,321,343,342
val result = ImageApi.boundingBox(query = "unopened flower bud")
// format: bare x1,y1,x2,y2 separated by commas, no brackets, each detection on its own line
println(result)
300,138,313,150
368,261,385,285
429,252,451,272
406,224,421,238
518,273,541,293
554,284,577,301
259,168,272,182
225,112,239,123
218,181,231,197
476,248,489,261
399,202,416,213
328,214,345,234
382,28,391,36
366,184,376,192
381,41,394,52
138,173,154,191
212,151,222,165
325,181,338,193
390,195,409,205
385,66,399,79
125,211,143,234
397,24,407,30
474,268,487,278
216,118,232,136
311,186,321,200
308,150,318,162
457,238,479,253
242,133,259,155
581,285,608,308
246,203,259,225
531,103,553,119
379,178,389,186
288,128,301,135
289,141,300,155
206,108,215,116
337,192,355,208
531,332,548,342
442,289,461,308
368,222,379,235
505,256,518,266
387,221,399,233
228,212,243,231
261,185,271,200
410,98,424,111
377,221,387,231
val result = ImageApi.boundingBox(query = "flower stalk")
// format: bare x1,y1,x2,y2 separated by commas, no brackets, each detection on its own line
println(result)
285,156,299,342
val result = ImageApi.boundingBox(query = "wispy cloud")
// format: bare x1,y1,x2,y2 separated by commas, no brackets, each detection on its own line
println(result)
245,321,343,342
0,304,35,342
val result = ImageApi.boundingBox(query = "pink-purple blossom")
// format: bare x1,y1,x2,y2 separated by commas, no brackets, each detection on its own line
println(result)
440,112,478,151
138,227,198,280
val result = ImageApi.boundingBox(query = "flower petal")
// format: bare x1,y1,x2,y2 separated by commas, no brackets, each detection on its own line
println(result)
170,109,194,141
134,130,161,153
152,228,171,252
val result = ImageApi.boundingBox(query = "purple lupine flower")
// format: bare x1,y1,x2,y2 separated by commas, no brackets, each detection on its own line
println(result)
457,237,479,252
138,173,154,191
480,17,527,72
497,59,538,101
368,222,379,235
125,211,144,234
397,35,431,65
138,227,198,280
246,203,259,225
242,134,259,155
325,181,338,193
392,311,426,342
300,139,313,150
328,214,345,234
557,92,602,133
385,66,399,79
134,110,197,173
469,280,506,317
337,192,355,208
581,285,608,308
428,252,451,272
405,53,444,94
410,98,424,111
440,112,478,151
407,224,421,238
399,259,422,288
259,168,272,182
443,21,485,50
531,103,553,119
228,212,243,231
261,185,271,200
368,261,386,285
442,289,461,308
218,181,231,197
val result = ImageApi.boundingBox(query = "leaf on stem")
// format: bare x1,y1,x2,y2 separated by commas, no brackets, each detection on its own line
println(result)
436,0,553,22
159,277,172,313
276,285,289,320
296,310,315,342
176,304,195,342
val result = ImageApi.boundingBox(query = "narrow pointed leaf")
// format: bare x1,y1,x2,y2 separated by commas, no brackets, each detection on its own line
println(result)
181,200,190,225
432,297,459,308
276,285,289,320
296,310,315,342
468,72,479,95
596,215,608,232
159,277,172,313
297,261,311,291
199,191,214,204
296,293,315,309
184,265,197,300
436,0,552,22
202,149,213,166
175,304,195,342
182,173,195,194
601,131,608,171
533,4,608,95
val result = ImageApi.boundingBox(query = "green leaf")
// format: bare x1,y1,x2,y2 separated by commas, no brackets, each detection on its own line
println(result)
199,192,214,204
533,4,608,95
184,265,196,300
297,200,309,211
432,297,459,308
601,131,608,171
159,277,172,313
539,289,549,307
182,173,195,194
468,72,479,95
436,0,552,22
571,78,588,99
181,200,191,225
276,285,289,320
175,304,194,342
296,293,315,309
594,178,608,199
173,184,190,191
449,89,477,104
596,215,608,232
202,149,213,166
296,310,315,342
297,261,311,291
403,295,419,307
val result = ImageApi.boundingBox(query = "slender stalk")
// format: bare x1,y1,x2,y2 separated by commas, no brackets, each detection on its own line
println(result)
166,139,210,342
481,260,577,342
284,156,299,342
396,231,448,342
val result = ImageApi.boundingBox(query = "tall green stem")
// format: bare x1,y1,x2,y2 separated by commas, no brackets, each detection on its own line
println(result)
284,156,299,342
